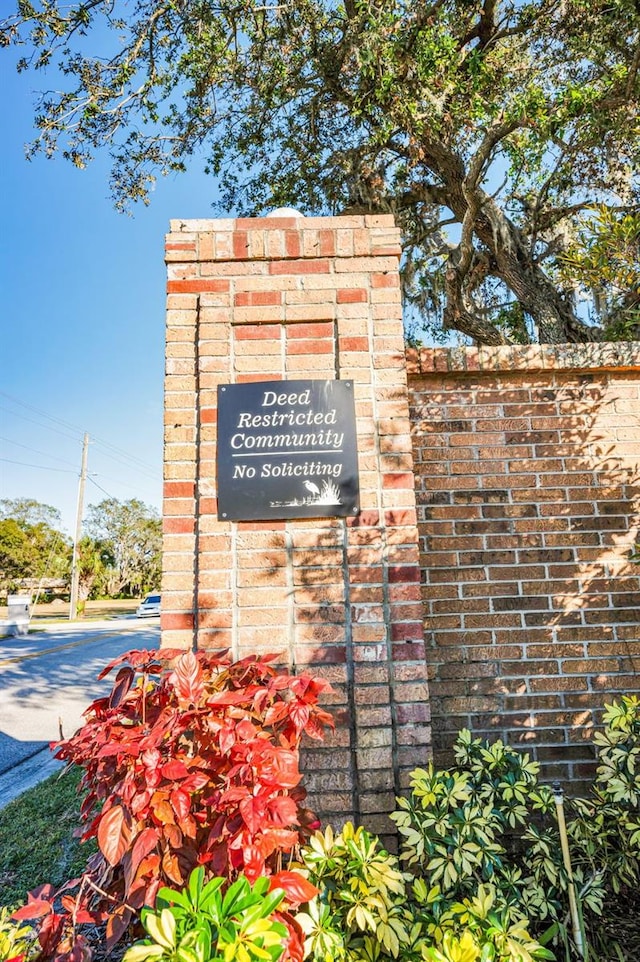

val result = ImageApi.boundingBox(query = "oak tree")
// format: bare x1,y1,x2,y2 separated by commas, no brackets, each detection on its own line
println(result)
84,497,161,596
3,0,639,343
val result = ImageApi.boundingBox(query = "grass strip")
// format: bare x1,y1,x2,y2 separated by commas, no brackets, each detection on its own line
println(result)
0,766,95,908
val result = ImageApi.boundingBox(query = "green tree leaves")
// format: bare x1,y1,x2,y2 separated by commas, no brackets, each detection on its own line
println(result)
0,498,70,596
0,495,160,600
84,497,161,596
2,0,638,343
126,871,289,962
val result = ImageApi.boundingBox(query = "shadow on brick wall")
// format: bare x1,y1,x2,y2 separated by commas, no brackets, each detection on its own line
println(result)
411,365,640,793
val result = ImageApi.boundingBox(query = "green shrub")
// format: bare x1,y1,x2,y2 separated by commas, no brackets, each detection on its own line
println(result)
13,649,334,961
416,883,554,962
390,731,559,917
295,824,553,962
296,822,410,959
389,696,640,960
569,695,640,894
123,868,293,962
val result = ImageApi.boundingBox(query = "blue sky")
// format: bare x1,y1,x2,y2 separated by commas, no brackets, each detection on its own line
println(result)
0,48,222,536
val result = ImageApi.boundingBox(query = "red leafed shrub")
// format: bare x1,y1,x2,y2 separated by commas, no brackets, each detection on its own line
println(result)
14,648,333,959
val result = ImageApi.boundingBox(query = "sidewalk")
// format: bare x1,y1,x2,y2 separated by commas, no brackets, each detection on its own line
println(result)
0,730,63,810
1,613,143,639
0,616,158,810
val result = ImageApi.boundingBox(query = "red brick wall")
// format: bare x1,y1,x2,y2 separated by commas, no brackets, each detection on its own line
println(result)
408,343,640,792
163,214,431,835
165,212,640,814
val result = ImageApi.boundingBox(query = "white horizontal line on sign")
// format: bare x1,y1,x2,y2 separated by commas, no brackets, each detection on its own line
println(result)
232,449,343,457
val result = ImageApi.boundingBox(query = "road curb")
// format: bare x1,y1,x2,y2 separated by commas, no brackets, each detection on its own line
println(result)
0,747,64,811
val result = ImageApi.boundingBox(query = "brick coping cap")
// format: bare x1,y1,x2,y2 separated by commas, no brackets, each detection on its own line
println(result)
407,342,640,375
168,214,397,232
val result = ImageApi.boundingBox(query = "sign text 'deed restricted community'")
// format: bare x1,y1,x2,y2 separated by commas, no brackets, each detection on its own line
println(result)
216,379,360,521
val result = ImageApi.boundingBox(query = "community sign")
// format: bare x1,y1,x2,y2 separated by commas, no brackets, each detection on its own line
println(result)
216,379,360,520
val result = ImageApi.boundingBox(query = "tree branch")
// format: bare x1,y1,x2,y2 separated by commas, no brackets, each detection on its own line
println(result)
443,264,510,344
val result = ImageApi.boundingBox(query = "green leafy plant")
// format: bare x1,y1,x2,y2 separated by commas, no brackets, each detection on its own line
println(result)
14,648,334,960
123,867,301,962
389,698,640,960
390,732,555,903
417,884,554,962
559,206,640,338
595,697,640,806
566,696,640,958
392,747,563,946
296,822,410,960
295,824,553,962
0,907,38,962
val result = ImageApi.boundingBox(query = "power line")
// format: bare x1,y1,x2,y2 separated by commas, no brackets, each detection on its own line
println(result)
89,442,161,481
92,472,160,495
0,390,84,435
0,435,80,469
87,475,118,500
87,475,161,513
1,411,160,482
0,392,161,480
0,457,76,473
0,391,160,473
91,437,162,475
0,407,83,443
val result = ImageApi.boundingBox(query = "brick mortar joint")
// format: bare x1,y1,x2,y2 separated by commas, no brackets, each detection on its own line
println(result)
408,342,640,375
168,215,398,230
164,249,402,265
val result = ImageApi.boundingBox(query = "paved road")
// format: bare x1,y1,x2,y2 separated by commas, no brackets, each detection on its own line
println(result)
0,618,161,807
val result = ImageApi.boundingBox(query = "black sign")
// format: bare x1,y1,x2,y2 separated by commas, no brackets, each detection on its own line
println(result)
216,379,360,521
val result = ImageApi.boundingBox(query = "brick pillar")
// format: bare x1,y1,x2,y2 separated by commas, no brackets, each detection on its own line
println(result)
163,214,430,837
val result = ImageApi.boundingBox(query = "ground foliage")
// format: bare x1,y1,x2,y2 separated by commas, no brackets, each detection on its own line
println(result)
0,768,94,910
12,648,332,961
284,697,640,961
2,0,638,345
3,678,639,962
121,869,296,962
389,696,640,961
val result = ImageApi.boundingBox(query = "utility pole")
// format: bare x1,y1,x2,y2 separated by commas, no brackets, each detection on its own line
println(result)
69,433,89,620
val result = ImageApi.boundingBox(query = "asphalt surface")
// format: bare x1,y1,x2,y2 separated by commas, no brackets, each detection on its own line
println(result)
0,618,161,808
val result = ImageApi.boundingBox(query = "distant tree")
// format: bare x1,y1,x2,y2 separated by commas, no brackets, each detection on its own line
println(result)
0,519,33,593
76,535,114,604
2,0,638,344
84,498,161,597
0,500,70,597
0,497,62,528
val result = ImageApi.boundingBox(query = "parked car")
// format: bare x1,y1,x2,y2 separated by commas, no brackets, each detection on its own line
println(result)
136,593,161,617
